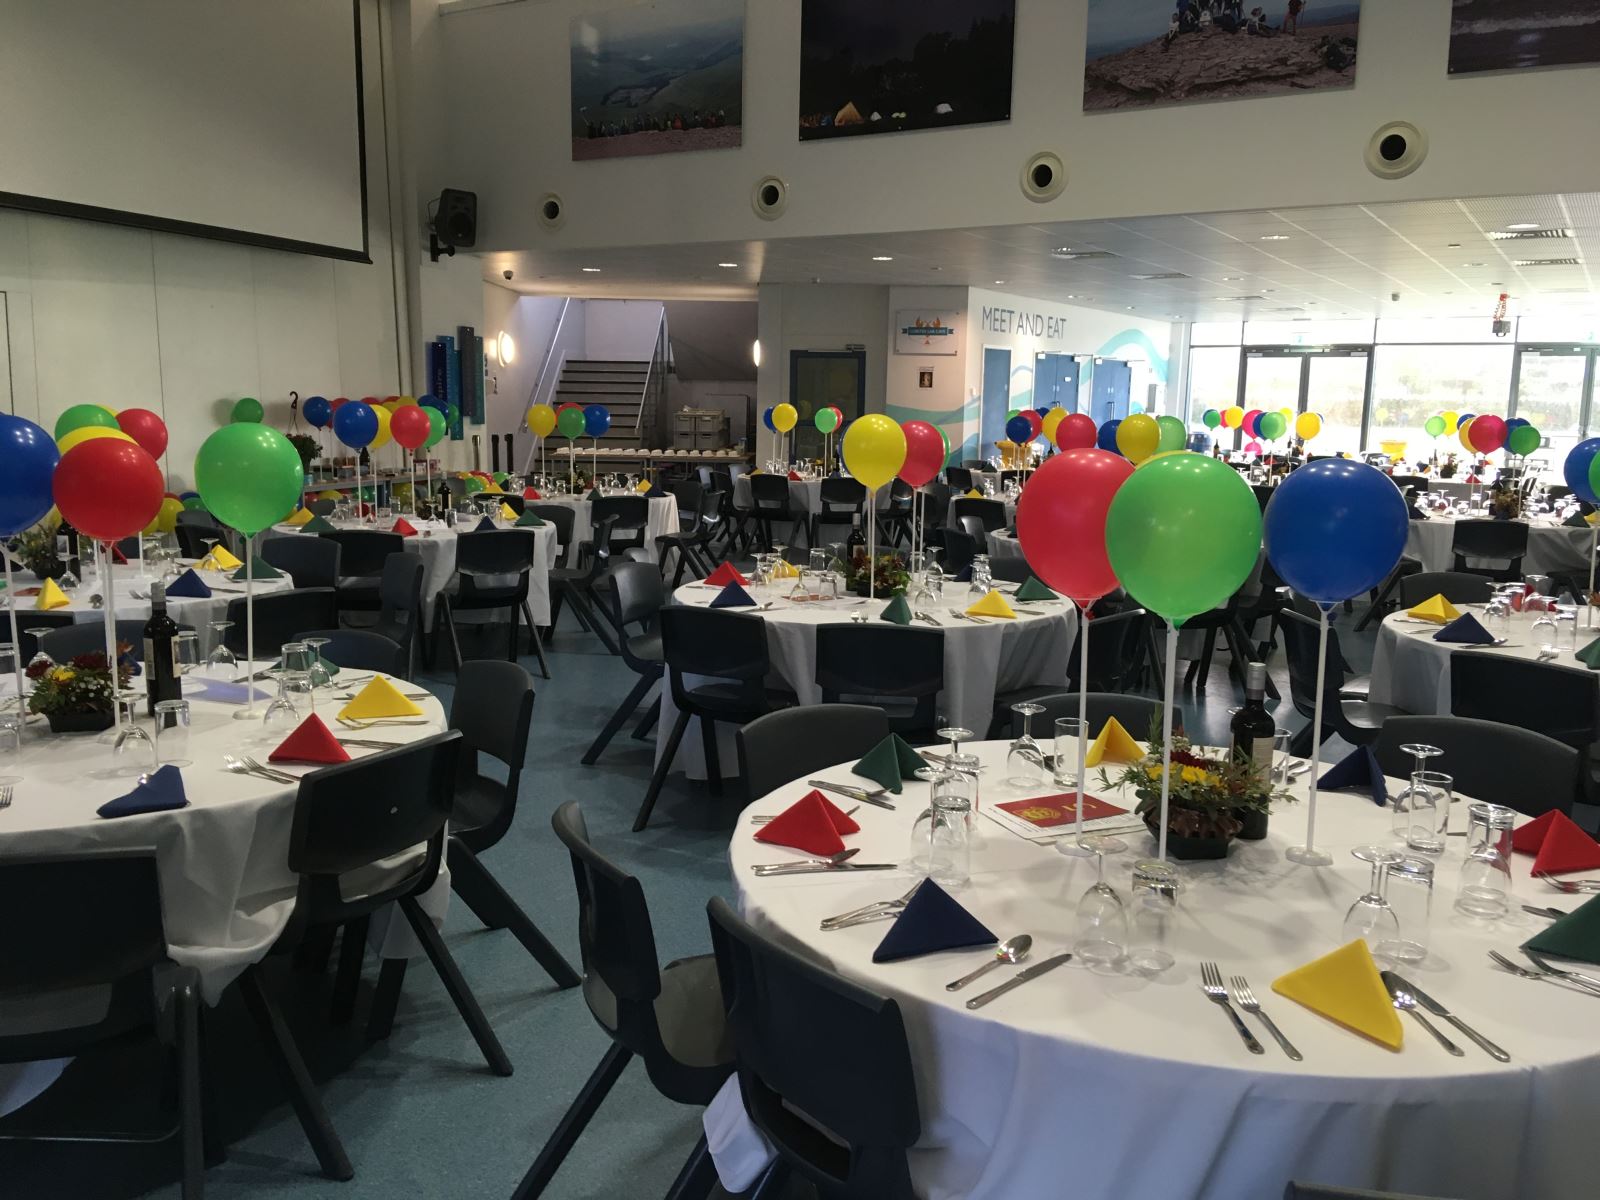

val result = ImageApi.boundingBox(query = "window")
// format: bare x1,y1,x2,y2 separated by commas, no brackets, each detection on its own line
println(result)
1367,344,1514,468
1244,319,1374,346
1186,347,1240,427
1191,321,1242,347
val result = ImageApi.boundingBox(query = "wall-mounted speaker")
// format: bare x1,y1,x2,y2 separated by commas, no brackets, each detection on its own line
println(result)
751,175,788,220
1365,122,1427,180
429,187,477,260
1020,152,1066,203
538,193,564,230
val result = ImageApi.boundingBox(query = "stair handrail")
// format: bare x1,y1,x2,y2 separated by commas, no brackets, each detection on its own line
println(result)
522,297,572,428
638,306,670,444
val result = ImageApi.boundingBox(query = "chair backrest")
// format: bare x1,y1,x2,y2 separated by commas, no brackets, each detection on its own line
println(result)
527,503,577,550
323,529,404,577
815,625,944,731
957,515,987,542
940,528,980,574
449,660,535,845
224,588,340,659
262,533,342,588
307,499,338,516
379,551,424,617
455,529,538,575
1448,653,1600,751
921,482,951,530
666,479,703,524
661,606,770,711
174,508,217,528
1373,715,1578,819
1278,608,1348,721
610,560,667,630
819,478,867,515
1284,1185,1450,1200
41,619,191,664
1070,603,1149,692
294,628,405,676
949,497,1006,533
737,704,892,803
1397,571,1493,608
750,474,792,510
989,557,1030,584
175,522,226,558
594,494,647,533
12,612,77,663
944,467,973,491
1011,691,1178,740
707,897,920,1200
1451,519,1529,562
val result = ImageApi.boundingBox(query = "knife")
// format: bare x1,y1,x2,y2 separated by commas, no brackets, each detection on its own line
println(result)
806,780,896,810
1387,972,1510,1062
966,953,1072,1010
751,863,897,877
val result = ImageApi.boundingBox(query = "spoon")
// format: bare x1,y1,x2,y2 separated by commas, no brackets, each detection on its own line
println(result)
945,934,1033,992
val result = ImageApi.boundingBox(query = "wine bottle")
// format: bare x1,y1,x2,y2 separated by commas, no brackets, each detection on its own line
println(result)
1230,661,1275,774
143,581,181,717
58,515,81,579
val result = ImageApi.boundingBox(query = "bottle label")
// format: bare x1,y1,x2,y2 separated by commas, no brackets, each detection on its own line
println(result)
1248,736,1275,773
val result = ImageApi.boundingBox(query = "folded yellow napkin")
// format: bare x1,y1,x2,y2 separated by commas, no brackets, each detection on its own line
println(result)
635,479,652,493
482,480,504,494
966,590,1016,619
285,507,314,527
338,676,423,721
1083,716,1144,767
965,488,983,499
35,577,70,611
499,502,517,522
1406,594,1461,624
196,545,242,572
1272,939,1403,1052
771,559,799,579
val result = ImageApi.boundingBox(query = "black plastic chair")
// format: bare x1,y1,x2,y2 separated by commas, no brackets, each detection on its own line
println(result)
814,477,866,549
10,611,77,662
949,496,1006,535
1397,571,1494,608
988,600,1149,733
877,479,914,547
815,624,944,739
549,516,620,655
1374,715,1579,819
583,563,667,766
175,522,227,559
447,660,580,989
223,588,339,660
1279,608,1404,756
41,618,192,664
526,503,577,566
174,508,218,528
634,607,796,831
291,628,405,676
736,704,890,803
944,467,974,491
1285,1180,1460,1199
0,851,205,1198
239,733,508,1181
1451,519,1528,582
262,535,341,589
1449,653,1600,755
1008,692,1179,740
368,551,429,679
750,474,806,551
511,803,732,1200
988,556,1031,584
665,479,703,531
435,529,542,671
656,490,724,587
707,897,920,1200
322,529,403,613
940,528,980,576
593,495,649,556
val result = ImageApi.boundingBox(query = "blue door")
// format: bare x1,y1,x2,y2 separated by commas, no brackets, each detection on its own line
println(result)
1090,360,1131,425
1035,353,1079,414
978,347,1012,461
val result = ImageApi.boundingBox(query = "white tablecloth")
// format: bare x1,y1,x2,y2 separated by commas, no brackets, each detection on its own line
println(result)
728,739,1600,1200
733,476,892,516
984,530,1024,562
527,494,678,566
1405,516,1594,576
655,581,1076,780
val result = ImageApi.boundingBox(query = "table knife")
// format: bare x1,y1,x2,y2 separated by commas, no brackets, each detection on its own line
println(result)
806,780,896,810
1388,972,1510,1062
751,863,897,877
965,953,1072,1010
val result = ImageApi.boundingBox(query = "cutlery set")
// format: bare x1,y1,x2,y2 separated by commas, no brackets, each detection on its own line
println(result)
1489,949,1600,996
222,754,298,785
1382,971,1508,1060
0,784,13,809
806,779,894,810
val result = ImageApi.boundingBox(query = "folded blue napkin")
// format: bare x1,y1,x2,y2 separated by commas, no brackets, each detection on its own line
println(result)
951,564,973,583
873,879,997,963
1317,744,1387,806
190,678,271,705
474,516,498,533
644,484,668,499
709,581,757,609
165,568,212,599
1433,613,1495,645
97,764,189,818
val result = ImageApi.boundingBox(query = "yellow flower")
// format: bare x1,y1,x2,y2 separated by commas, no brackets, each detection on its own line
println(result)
52,667,75,683
1144,765,1164,780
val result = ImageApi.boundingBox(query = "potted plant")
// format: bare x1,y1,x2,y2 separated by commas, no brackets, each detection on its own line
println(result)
846,551,909,597
8,519,65,581
287,433,320,478
1439,453,1459,479
26,646,132,733
1488,480,1522,521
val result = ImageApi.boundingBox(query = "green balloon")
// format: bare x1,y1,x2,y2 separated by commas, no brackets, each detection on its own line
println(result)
1202,409,1222,430
464,475,486,494
1507,424,1541,457
424,408,447,449
557,407,587,440
54,403,120,442
231,396,264,424
1424,415,1446,439
1258,411,1287,441
193,424,304,536
1106,453,1262,624
815,408,840,434
181,496,207,512
493,471,509,485
1156,415,1186,452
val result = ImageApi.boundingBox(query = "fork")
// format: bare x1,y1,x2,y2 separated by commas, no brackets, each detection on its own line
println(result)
820,880,923,930
0,784,12,810
1522,949,1600,995
224,759,294,785
1200,962,1264,1054
1228,975,1301,1060
1534,872,1600,893
242,756,300,784
1487,950,1600,997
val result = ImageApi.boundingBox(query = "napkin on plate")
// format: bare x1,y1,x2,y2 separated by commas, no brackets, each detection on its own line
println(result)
303,515,337,534
268,713,351,765
1576,636,1600,670
1406,594,1461,624
97,764,189,819
709,581,757,609
1317,744,1387,806
966,590,1017,620
1272,939,1403,1051
34,578,70,611
872,879,997,964
1433,613,1495,644
165,569,213,599
1522,894,1600,968
852,733,929,794
705,562,749,587
474,516,498,533
499,502,518,522
338,676,423,720
1510,810,1600,875
392,517,418,537
285,507,315,526
229,555,282,582
879,593,912,625
1014,576,1057,602
752,790,857,856
1083,717,1143,768
514,509,546,527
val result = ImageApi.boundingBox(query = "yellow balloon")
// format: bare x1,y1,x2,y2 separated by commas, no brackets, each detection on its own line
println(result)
772,402,798,434
841,414,907,491
1294,412,1322,441
155,496,183,533
317,490,342,501
1115,413,1161,463
1222,405,1245,430
1440,410,1459,434
58,425,134,454
527,404,557,438
1278,407,1295,424
370,404,393,449
397,395,418,407
1458,418,1477,452
1040,408,1066,442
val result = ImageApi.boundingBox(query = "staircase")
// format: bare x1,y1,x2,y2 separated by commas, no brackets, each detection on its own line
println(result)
554,360,651,447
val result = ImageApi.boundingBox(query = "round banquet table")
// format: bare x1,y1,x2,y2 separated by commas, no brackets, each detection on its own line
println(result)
1367,605,1599,715
729,740,1600,1200
526,494,678,566
1405,514,1594,577
656,581,1076,780
984,529,1024,562
732,475,892,516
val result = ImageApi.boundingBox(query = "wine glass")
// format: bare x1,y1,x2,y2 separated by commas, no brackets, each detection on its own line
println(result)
207,622,236,670
1074,852,1127,968
1004,702,1046,789
280,641,317,716
1128,859,1179,972
1343,845,1403,947
24,628,54,674
111,691,157,777
302,635,333,692
262,670,301,735
1389,742,1443,828
935,722,973,759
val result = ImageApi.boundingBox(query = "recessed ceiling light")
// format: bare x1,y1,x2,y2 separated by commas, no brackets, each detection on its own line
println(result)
581,267,601,273
717,262,738,268
1125,305,1136,310
1507,222,1540,231
1221,276,1242,281
1464,262,1486,267
1259,234,1290,242
994,279,1006,285
871,255,894,262
1066,294,1077,299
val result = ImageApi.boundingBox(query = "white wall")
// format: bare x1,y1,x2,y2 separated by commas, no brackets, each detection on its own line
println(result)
755,283,888,460
584,299,663,361
884,286,970,462
431,0,1600,252
669,378,756,448
481,285,568,453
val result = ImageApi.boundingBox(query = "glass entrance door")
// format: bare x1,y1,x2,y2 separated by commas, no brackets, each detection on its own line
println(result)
1238,348,1369,455
1513,344,1596,466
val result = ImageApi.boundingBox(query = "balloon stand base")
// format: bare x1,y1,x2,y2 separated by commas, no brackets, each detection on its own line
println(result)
1285,845,1333,867
1056,840,1096,857
232,707,260,722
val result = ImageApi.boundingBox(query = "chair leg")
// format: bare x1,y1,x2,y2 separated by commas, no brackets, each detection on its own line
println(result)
365,958,407,1042
509,1043,633,1200
662,1134,718,1200
448,841,581,989
700,715,722,796
508,600,520,663
1196,627,1219,689
632,692,660,740
330,916,371,1026
441,597,463,671
635,709,690,831
175,980,204,1200
749,1161,793,1200
582,671,657,765
238,966,353,1181
524,604,551,680
292,924,336,974
398,896,513,1077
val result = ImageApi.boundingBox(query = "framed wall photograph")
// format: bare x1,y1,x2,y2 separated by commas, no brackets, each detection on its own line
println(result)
895,311,961,355
1448,1,1600,75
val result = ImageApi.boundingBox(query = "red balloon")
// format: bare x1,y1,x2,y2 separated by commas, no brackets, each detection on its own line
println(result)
898,420,945,487
330,396,350,412
1054,413,1097,452
116,407,168,459
390,405,431,451
1242,409,1263,439
557,402,583,414
1015,448,1134,606
1021,410,1044,441
1468,414,1507,453
53,439,164,542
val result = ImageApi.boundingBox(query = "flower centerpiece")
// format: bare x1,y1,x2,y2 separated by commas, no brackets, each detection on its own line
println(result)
845,551,909,596
8,518,65,581
1487,479,1523,521
1099,722,1290,859
26,646,132,733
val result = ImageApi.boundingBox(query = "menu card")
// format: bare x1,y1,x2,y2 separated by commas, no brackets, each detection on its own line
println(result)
985,791,1145,843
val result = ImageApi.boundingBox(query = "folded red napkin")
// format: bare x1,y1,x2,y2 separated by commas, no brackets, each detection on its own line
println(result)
753,791,849,856
1514,810,1600,876
112,545,128,564
267,713,350,765
523,488,541,500
393,517,418,536
704,561,749,587
786,470,802,481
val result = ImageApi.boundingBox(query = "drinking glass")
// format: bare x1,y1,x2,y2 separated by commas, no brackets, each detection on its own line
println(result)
0,655,21,779
1074,852,1126,967
1531,610,1558,652
207,622,236,669
1052,716,1085,792
908,768,972,886
377,506,394,522
970,554,992,594
262,672,302,735
154,698,192,767
1457,803,1515,919
1271,728,1292,780
24,629,55,673
1343,845,1403,946
111,692,157,776
280,641,316,716
1004,702,1046,789
1128,859,1179,972
1376,856,1433,964
1393,770,1451,853
174,631,200,677
302,635,333,691
935,723,973,757
1553,605,1579,651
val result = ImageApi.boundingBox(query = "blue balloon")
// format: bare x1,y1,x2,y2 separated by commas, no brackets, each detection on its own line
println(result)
763,407,776,433
583,404,611,438
303,395,331,429
419,393,445,412
1005,414,1032,443
333,400,378,450
1458,412,1475,426
1187,431,1214,455
1096,419,1122,452
1264,459,1408,605
0,414,61,535
1564,438,1600,505
1034,407,1050,418
1504,417,1528,432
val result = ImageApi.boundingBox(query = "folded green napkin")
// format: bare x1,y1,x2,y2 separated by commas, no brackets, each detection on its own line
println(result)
586,488,603,503
230,555,282,582
1015,576,1056,602
1578,636,1600,670
514,510,546,527
1523,894,1600,967
303,515,337,534
852,733,930,794
278,652,340,677
879,593,912,625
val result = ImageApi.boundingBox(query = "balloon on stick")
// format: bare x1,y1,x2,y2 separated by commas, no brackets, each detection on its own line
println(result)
1096,419,1122,452
1115,413,1160,463
1221,406,1245,430
841,415,905,602
1040,408,1066,444
57,425,134,455
1055,413,1096,451
1155,415,1187,453
1424,414,1446,439
1295,412,1322,441
116,408,169,459
1507,424,1541,457
527,404,556,438
762,407,776,433
391,405,431,451
333,401,378,449
583,405,611,438
771,403,798,434
1202,409,1221,430
193,424,304,537
1468,414,1507,453
369,405,393,451
1257,411,1287,442
898,421,944,488
1005,413,1033,444
1457,418,1478,453
54,439,164,542
231,397,264,424
1241,409,1263,438
814,408,839,434
0,415,61,536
